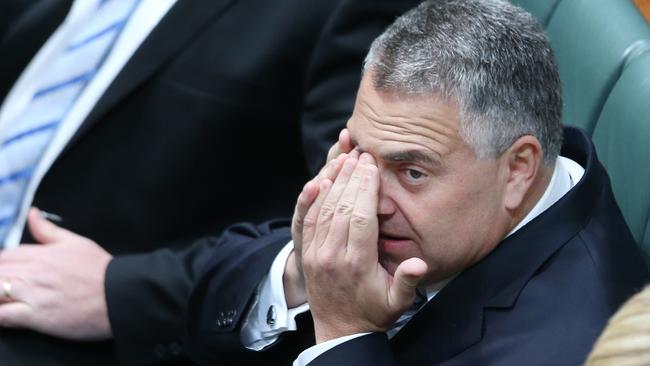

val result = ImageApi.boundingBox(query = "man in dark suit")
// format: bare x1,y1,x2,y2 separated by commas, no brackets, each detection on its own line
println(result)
184,1,650,365
0,0,420,365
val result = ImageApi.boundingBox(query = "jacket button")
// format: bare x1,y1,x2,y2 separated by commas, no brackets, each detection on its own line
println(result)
216,309,237,328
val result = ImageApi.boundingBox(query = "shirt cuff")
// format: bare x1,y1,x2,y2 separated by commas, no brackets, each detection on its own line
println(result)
293,333,371,366
241,240,309,350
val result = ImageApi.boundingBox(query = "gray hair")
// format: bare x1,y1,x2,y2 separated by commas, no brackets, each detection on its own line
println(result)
364,0,563,163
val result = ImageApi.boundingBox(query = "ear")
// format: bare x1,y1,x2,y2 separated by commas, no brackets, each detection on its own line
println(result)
500,135,544,211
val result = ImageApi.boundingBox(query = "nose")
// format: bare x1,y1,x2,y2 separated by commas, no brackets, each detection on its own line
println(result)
377,175,396,216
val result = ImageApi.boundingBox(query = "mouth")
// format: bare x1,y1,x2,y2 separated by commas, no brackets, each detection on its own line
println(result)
378,232,413,253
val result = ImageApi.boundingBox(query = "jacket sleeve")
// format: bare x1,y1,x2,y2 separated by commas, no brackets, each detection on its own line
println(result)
106,0,422,364
307,333,397,366
105,220,290,365
183,223,296,366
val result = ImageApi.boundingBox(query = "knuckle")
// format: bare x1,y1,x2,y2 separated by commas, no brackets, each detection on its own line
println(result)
317,254,338,273
335,201,355,216
319,203,336,221
302,255,316,273
302,215,317,229
347,262,364,277
292,215,304,230
350,212,372,229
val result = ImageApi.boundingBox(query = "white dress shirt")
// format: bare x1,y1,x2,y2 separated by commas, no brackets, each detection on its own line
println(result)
242,155,585,365
0,0,177,247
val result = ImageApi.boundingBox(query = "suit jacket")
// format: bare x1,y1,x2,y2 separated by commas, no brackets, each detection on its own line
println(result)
185,127,650,366
0,0,421,365
0,0,31,38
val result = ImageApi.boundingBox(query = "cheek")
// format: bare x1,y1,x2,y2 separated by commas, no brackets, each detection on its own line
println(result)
404,183,499,277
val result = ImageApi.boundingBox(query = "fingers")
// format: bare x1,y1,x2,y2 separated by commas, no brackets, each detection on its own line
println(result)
0,302,32,329
0,245,38,263
325,129,353,163
0,277,41,333
346,154,380,261
0,277,27,304
339,129,352,154
324,153,375,253
291,181,319,254
294,154,348,243
301,179,333,255
389,258,428,312
318,153,346,182
27,207,76,244
311,157,359,249
0,279,13,304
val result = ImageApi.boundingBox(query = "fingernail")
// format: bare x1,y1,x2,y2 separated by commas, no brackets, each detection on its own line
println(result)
40,211,63,223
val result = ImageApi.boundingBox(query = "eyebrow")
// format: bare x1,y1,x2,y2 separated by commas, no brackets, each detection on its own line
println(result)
355,143,441,169
351,133,442,168
382,150,440,168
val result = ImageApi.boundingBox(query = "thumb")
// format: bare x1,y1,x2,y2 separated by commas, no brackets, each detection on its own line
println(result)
389,257,428,311
27,208,75,244
338,129,352,154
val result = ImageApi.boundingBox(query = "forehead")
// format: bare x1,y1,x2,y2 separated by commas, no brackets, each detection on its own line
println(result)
347,75,465,162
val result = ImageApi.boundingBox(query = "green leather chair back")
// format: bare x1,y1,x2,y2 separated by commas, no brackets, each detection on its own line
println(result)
547,0,650,135
508,0,562,25
592,53,650,255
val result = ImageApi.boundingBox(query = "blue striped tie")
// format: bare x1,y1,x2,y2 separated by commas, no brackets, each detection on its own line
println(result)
387,288,428,338
0,0,140,246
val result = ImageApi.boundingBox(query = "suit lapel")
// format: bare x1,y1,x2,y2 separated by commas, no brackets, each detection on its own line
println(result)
62,0,236,151
391,128,599,364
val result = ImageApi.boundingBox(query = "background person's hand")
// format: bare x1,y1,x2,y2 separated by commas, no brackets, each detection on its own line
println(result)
0,208,113,340
300,153,428,343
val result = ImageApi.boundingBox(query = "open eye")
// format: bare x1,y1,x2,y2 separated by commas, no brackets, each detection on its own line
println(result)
403,168,427,182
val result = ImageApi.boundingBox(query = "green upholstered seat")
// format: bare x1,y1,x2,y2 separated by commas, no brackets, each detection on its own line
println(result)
547,0,650,135
592,53,650,255
508,0,562,25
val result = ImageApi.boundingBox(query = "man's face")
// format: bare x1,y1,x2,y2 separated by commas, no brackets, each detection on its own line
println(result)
347,75,513,284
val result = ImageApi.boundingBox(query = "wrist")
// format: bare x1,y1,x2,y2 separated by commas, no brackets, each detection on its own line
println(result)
283,251,307,308
313,319,381,344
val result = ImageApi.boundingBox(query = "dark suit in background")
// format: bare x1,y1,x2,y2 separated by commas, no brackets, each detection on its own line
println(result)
0,0,421,365
0,0,31,38
185,127,650,366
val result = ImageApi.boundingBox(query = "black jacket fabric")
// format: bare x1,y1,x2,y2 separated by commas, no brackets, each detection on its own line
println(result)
185,127,650,366
0,0,422,365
